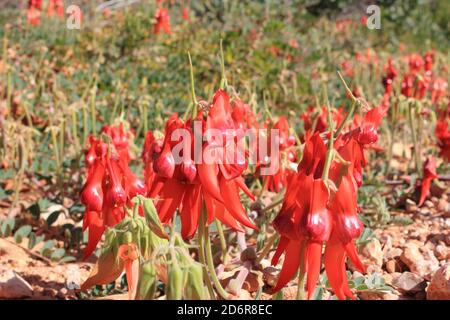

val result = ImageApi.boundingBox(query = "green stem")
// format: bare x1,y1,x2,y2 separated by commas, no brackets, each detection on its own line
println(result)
407,101,422,174
255,233,278,265
214,220,228,264
203,219,229,300
295,242,307,300
321,101,334,181
187,51,198,106
197,207,216,299
219,39,228,90
335,100,356,137
90,77,98,136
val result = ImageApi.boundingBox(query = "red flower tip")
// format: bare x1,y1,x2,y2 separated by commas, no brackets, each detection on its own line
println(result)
153,144,175,179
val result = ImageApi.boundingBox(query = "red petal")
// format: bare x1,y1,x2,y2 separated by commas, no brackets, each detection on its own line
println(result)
197,162,223,202
272,240,303,293
180,185,201,239
306,241,323,300
219,177,257,230
157,179,185,222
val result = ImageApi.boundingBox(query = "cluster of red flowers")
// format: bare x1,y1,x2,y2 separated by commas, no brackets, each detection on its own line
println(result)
80,124,146,257
262,117,297,193
271,104,386,300
154,1,190,35
400,52,448,104
27,0,64,26
142,90,256,239
435,105,450,162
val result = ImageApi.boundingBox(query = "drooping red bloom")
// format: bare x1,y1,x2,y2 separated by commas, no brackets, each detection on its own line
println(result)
300,106,344,137
424,51,434,76
154,8,171,35
143,90,257,240
382,58,397,96
271,114,374,299
418,156,438,206
81,124,146,258
27,0,42,26
407,53,424,74
435,106,450,162
182,6,189,21
47,0,64,19
262,117,297,192
431,78,448,104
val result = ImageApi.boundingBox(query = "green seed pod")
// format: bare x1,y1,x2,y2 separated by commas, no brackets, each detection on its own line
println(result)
122,231,133,244
166,263,184,300
136,262,157,300
184,263,205,300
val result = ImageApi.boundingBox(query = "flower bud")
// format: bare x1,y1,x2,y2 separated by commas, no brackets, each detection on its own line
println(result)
153,144,175,179
166,263,184,300
180,159,197,183
184,263,204,300
136,262,157,300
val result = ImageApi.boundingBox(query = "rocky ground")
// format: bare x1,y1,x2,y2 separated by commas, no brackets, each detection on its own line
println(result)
0,182,449,300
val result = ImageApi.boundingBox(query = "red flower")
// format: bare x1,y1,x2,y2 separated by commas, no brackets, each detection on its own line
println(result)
435,108,450,162
182,6,189,21
271,132,366,299
27,0,42,26
262,117,297,192
418,156,438,206
143,90,256,239
154,8,171,35
431,78,448,104
81,125,146,258
47,0,64,19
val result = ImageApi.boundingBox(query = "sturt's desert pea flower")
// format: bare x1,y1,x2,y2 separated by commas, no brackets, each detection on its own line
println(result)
27,0,42,26
46,0,64,19
270,104,382,299
154,8,171,35
418,156,438,206
263,116,297,193
143,90,256,240
80,124,146,258
435,107,450,162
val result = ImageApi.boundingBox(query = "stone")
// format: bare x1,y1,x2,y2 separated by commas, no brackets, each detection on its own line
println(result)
361,239,383,267
434,244,448,261
384,248,403,260
358,291,399,300
263,267,278,287
386,260,398,273
405,199,418,213
392,272,426,294
0,270,33,299
437,198,449,213
427,264,450,300
400,242,439,279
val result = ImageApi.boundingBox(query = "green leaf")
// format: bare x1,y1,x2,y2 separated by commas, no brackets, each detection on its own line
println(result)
40,240,55,257
51,248,66,261
14,225,32,239
59,255,76,263
28,232,37,249
27,203,41,220
134,195,169,239
46,211,62,226
1,218,15,237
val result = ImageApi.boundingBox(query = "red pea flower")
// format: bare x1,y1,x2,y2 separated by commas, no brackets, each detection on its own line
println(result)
143,90,256,240
81,124,146,258
435,108,450,162
418,156,438,206
27,0,42,26
154,8,171,35
47,0,64,19
271,125,368,299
